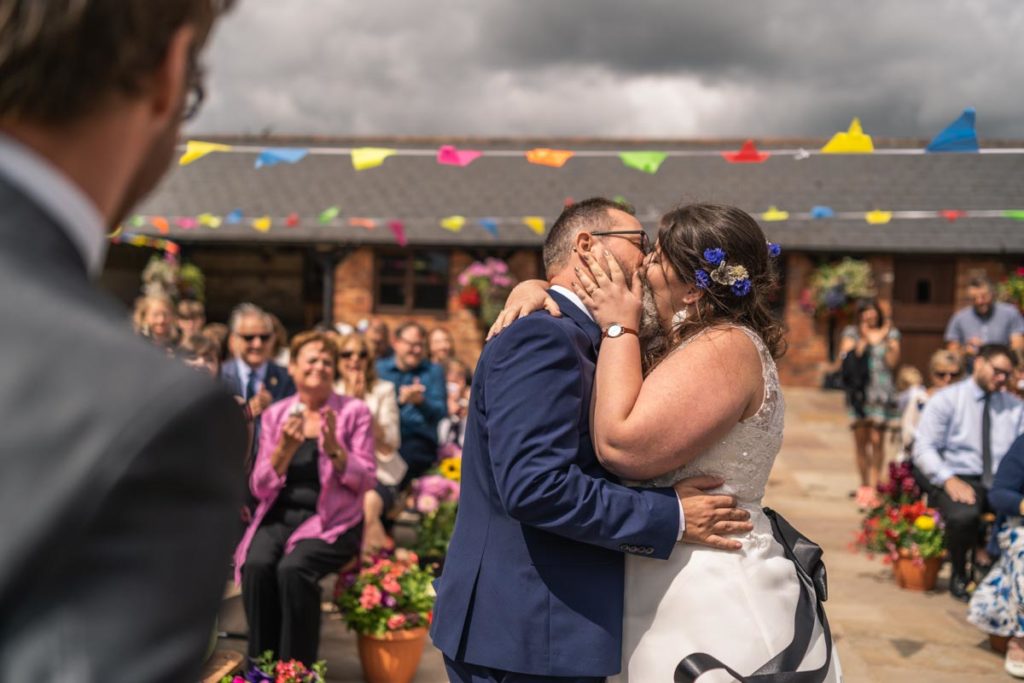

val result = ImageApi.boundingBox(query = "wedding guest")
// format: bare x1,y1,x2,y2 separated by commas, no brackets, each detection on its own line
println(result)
429,326,455,365
234,331,376,665
914,344,1024,600
896,366,924,417
366,318,393,360
179,334,221,377
270,313,290,366
946,276,1024,367
839,299,902,506
968,431,1024,677
222,303,295,422
203,322,230,361
177,299,206,341
334,333,404,558
133,292,178,349
377,322,447,487
445,358,472,418
0,1,245,680
438,385,471,450
901,350,964,457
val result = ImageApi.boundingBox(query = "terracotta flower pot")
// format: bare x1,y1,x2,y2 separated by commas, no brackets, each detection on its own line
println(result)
892,551,942,591
357,627,428,683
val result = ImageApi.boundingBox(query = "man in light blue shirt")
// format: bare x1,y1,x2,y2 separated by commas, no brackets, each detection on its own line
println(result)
913,344,1024,599
945,276,1024,364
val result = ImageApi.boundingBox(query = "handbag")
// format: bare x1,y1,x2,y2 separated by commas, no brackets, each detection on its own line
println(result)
674,507,833,683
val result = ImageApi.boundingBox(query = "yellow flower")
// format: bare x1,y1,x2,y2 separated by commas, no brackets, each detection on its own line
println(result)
440,457,461,482
914,515,936,531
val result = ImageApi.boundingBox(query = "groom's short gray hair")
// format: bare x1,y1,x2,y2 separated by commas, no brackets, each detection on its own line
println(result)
543,197,635,276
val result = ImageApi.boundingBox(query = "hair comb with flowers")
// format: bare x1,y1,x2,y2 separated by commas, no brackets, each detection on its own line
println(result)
694,242,781,297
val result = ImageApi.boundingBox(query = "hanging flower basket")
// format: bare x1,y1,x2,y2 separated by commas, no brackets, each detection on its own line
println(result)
457,258,516,329
804,257,875,319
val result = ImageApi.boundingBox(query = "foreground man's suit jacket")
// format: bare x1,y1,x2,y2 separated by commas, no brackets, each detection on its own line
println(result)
0,176,247,682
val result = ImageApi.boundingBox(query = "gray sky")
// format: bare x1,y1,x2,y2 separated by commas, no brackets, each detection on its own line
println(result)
189,0,1024,139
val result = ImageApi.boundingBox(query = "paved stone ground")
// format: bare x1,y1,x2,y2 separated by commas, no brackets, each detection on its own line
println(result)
215,387,1007,681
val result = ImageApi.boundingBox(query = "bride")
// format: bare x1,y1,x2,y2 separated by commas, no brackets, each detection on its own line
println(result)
496,203,841,682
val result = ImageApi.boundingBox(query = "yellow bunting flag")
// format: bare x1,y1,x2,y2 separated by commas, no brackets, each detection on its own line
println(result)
821,118,874,154
251,216,272,232
351,147,396,171
523,216,546,235
865,210,892,225
179,140,231,166
526,148,575,168
761,206,790,222
151,216,169,234
198,213,222,229
440,215,466,232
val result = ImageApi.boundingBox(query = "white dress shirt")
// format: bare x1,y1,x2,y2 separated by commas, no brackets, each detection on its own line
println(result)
0,133,107,277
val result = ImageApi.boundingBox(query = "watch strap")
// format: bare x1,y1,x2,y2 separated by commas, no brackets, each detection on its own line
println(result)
602,325,639,339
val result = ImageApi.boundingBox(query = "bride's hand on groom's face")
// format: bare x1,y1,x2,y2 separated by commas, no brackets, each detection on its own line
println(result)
674,476,754,551
574,249,642,330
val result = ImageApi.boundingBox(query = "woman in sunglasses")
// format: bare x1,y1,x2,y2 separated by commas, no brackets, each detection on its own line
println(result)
901,349,964,457
335,333,403,558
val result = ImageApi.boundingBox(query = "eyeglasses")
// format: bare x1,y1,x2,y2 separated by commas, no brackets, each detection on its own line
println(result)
591,230,652,255
992,368,1013,379
396,337,424,348
239,333,272,344
182,54,206,122
932,371,959,380
340,350,369,360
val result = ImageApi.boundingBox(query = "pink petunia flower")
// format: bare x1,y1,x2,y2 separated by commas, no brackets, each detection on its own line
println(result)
360,584,382,609
387,614,407,630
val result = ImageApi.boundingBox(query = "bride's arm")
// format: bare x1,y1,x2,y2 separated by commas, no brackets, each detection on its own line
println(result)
486,280,560,339
579,250,762,481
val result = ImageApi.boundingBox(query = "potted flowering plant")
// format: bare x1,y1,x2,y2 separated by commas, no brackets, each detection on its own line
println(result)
336,549,435,683
855,463,946,591
804,257,875,318
411,470,461,570
219,651,326,683
457,258,516,329
999,267,1024,312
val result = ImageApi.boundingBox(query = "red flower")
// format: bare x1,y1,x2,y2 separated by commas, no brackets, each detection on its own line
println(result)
1017,267,1024,277
459,286,481,308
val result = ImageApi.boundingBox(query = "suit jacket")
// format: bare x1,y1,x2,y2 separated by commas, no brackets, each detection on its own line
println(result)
988,433,1024,557
430,291,680,678
0,177,247,682
220,357,295,404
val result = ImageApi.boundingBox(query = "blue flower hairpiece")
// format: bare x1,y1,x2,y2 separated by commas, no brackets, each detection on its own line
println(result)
767,242,782,258
732,279,752,297
703,248,726,266
695,269,711,289
697,246,752,297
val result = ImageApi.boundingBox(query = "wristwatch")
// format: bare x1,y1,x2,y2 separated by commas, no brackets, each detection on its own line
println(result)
602,323,639,340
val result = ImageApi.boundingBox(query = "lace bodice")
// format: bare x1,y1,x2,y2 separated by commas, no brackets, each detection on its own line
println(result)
641,326,785,504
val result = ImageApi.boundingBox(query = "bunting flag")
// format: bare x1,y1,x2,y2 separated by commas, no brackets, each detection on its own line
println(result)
129,215,146,228
108,226,123,238
251,216,272,232
151,216,170,234
526,148,575,168
761,207,790,222
285,212,300,228
619,151,667,174
388,220,408,246
348,217,377,230
111,232,180,258
225,209,244,224
175,217,198,229
351,147,396,170
927,108,979,153
198,213,222,228
723,140,770,163
1005,210,1024,221
865,210,892,225
319,206,340,223
479,218,499,237
179,140,231,166
794,148,811,160
810,206,836,219
437,145,482,167
256,147,310,169
523,216,545,235
821,118,874,154
440,215,466,232
940,209,966,222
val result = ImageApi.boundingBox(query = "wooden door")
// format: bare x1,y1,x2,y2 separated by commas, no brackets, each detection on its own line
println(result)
891,257,955,375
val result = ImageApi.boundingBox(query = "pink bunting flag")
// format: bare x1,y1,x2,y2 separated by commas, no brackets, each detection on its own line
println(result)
722,140,771,163
437,145,483,167
175,217,198,230
388,220,407,247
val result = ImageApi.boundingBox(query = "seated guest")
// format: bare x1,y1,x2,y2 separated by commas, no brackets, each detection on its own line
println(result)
176,299,205,341
366,318,393,360
222,303,295,422
233,331,376,665
445,358,471,418
133,293,177,349
901,350,964,457
377,322,447,488
914,344,1024,600
429,326,455,365
438,385,471,450
179,334,222,378
968,432,1024,677
334,333,403,558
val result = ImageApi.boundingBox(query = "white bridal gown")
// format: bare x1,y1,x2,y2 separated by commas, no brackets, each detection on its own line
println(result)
612,327,842,683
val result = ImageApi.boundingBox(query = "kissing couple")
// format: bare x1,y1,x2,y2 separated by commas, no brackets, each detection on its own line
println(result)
431,199,841,682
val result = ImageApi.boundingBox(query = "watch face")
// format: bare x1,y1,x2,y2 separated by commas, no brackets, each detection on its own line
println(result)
608,324,623,337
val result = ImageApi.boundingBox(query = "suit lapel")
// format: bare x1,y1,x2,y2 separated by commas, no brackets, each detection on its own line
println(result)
547,289,602,353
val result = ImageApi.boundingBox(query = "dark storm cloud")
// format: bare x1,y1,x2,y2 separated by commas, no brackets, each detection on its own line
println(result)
189,0,1024,139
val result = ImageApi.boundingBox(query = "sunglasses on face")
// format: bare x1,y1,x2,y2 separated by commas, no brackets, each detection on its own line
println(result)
240,333,272,343
591,230,652,255
340,350,369,360
932,371,959,380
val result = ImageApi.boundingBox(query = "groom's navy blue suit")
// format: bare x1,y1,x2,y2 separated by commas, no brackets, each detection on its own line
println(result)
431,290,680,681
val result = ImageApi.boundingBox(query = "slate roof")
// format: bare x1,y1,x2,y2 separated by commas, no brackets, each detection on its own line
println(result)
135,136,1024,254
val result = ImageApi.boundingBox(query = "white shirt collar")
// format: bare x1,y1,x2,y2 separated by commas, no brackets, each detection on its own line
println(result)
550,285,594,321
0,133,107,278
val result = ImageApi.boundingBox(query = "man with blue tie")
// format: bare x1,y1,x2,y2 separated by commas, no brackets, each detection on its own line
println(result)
914,344,1024,600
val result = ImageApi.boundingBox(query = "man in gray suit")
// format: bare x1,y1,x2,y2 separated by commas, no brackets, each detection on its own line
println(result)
0,2,246,681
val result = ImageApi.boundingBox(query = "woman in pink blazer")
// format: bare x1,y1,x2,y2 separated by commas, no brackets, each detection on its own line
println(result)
234,330,376,665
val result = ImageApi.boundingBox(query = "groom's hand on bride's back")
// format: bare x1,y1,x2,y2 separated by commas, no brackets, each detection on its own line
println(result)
674,476,753,551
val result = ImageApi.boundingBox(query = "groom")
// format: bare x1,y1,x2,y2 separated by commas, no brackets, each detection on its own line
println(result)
431,198,753,682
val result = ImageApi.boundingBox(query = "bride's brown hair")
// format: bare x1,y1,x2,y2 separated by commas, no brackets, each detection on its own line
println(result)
642,203,786,371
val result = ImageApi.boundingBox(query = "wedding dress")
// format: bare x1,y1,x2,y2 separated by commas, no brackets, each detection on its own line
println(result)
611,326,842,682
